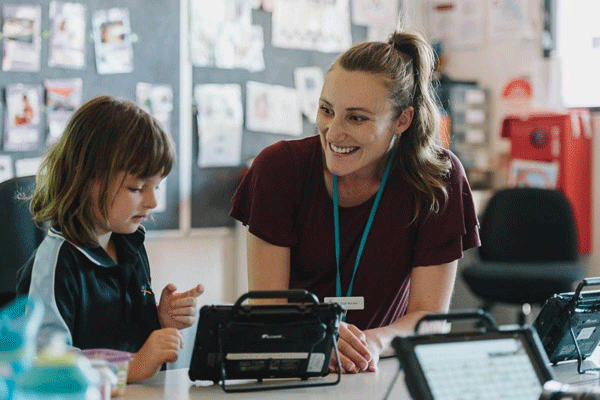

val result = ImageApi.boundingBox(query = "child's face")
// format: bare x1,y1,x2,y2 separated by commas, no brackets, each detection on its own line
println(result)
94,172,163,236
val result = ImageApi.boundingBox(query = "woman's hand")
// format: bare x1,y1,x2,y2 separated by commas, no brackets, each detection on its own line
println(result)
329,322,382,374
157,283,204,329
128,328,184,382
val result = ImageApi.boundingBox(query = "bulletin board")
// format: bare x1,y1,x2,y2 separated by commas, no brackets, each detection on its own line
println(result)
191,8,367,228
0,0,181,231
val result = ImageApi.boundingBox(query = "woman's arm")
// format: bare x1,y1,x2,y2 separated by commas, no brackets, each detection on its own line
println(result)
334,261,458,372
246,230,291,304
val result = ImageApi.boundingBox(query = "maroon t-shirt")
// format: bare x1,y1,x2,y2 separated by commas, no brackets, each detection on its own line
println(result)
230,135,480,330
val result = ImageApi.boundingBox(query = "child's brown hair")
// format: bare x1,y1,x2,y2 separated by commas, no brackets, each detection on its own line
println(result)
30,95,175,247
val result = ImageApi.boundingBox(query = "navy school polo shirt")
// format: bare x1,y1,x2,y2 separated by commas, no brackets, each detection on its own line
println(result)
16,226,162,352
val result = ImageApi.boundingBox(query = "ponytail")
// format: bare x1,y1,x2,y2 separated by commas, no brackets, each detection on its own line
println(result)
335,31,451,221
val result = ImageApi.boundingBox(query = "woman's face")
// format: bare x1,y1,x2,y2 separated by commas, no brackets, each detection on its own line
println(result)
316,67,412,180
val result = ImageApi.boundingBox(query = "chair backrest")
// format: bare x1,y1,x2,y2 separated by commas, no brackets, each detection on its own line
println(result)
0,176,43,306
478,188,578,262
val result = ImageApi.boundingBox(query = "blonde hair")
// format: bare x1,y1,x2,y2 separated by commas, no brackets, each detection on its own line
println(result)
332,30,451,221
30,95,175,247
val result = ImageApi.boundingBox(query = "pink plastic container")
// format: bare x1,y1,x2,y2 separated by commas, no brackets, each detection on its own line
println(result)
81,349,133,397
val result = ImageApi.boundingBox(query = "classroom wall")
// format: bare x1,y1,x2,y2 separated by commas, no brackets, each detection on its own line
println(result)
144,0,599,366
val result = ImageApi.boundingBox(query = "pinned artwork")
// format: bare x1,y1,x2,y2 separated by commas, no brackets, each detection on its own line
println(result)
49,1,87,69
92,8,134,74
2,5,42,72
4,85,43,152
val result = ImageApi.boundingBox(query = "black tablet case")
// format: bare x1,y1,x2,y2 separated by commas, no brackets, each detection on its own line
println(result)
188,290,343,389
534,287,600,364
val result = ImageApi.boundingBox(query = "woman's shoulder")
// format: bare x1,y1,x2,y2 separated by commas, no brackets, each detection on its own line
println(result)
439,148,468,186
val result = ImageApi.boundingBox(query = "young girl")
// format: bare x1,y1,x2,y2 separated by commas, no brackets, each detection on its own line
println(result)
16,95,204,382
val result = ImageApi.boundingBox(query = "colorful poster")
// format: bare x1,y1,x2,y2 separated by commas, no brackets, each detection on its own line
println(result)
92,8,134,74
44,78,83,145
272,0,351,52
4,85,43,152
49,1,87,69
136,83,174,133
2,5,42,72
509,159,559,189
194,84,243,167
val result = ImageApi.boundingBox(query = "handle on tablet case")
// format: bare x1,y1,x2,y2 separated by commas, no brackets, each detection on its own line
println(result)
572,277,600,300
414,310,498,334
233,290,319,309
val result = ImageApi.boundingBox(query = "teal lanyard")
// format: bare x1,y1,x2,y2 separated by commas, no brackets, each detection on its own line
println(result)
333,148,396,298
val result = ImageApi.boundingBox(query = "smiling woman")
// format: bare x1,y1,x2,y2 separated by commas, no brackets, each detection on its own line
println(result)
229,29,480,375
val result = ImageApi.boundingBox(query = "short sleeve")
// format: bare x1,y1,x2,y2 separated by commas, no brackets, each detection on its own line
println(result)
412,151,480,267
229,140,305,247
32,244,80,349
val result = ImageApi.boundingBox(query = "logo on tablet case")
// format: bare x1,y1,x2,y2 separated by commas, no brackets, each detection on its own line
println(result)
261,334,284,340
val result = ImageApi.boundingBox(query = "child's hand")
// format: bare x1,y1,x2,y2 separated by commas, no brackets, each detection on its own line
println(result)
127,328,183,382
158,283,204,330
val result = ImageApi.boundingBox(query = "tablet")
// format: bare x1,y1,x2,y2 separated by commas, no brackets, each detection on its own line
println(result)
534,289,600,365
188,299,343,391
392,328,554,400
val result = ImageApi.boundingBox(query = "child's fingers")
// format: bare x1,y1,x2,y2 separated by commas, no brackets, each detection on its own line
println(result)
170,306,195,316
171,315,195,327
177,284,204,299
170,297,197,309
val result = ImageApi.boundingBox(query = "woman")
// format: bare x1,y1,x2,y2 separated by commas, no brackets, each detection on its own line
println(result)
230,30,480,373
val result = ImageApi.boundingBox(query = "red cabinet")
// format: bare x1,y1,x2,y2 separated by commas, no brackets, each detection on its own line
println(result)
501,110,592,253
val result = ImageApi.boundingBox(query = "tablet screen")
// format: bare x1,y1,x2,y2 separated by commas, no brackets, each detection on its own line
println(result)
414,337,543,400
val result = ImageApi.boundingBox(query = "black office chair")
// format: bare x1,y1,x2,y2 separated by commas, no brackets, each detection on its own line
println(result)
461,188,584,326
0,176,44,308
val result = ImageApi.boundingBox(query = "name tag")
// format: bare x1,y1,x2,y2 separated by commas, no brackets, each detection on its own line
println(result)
323,296,364,310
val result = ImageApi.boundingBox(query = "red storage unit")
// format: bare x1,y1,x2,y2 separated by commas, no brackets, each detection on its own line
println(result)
501,110,592,254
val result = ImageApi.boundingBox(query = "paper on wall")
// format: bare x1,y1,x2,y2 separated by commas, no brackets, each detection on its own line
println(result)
190,0,264,71
44,78,83,145
136,83,174,134
351,0,398,28
4,84,43,152
453,0,484,48
194,84,243,167
92,8,134,74
246,81,302,136
15,157,43,178
2,4,42,72
488,0,530,40
294,67,324,125
272,0,351,53
49,1,86,69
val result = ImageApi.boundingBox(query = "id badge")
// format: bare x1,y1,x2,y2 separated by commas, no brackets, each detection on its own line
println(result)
323,296,364,311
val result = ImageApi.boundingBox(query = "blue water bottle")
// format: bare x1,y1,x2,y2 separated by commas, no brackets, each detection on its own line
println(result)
0,296,44,400
13,335,100,400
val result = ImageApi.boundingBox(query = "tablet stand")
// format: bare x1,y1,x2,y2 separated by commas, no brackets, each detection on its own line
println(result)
216,290,343,393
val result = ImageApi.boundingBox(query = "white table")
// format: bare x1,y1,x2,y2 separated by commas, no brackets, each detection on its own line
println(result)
123,358,408,399
121,356,600,399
